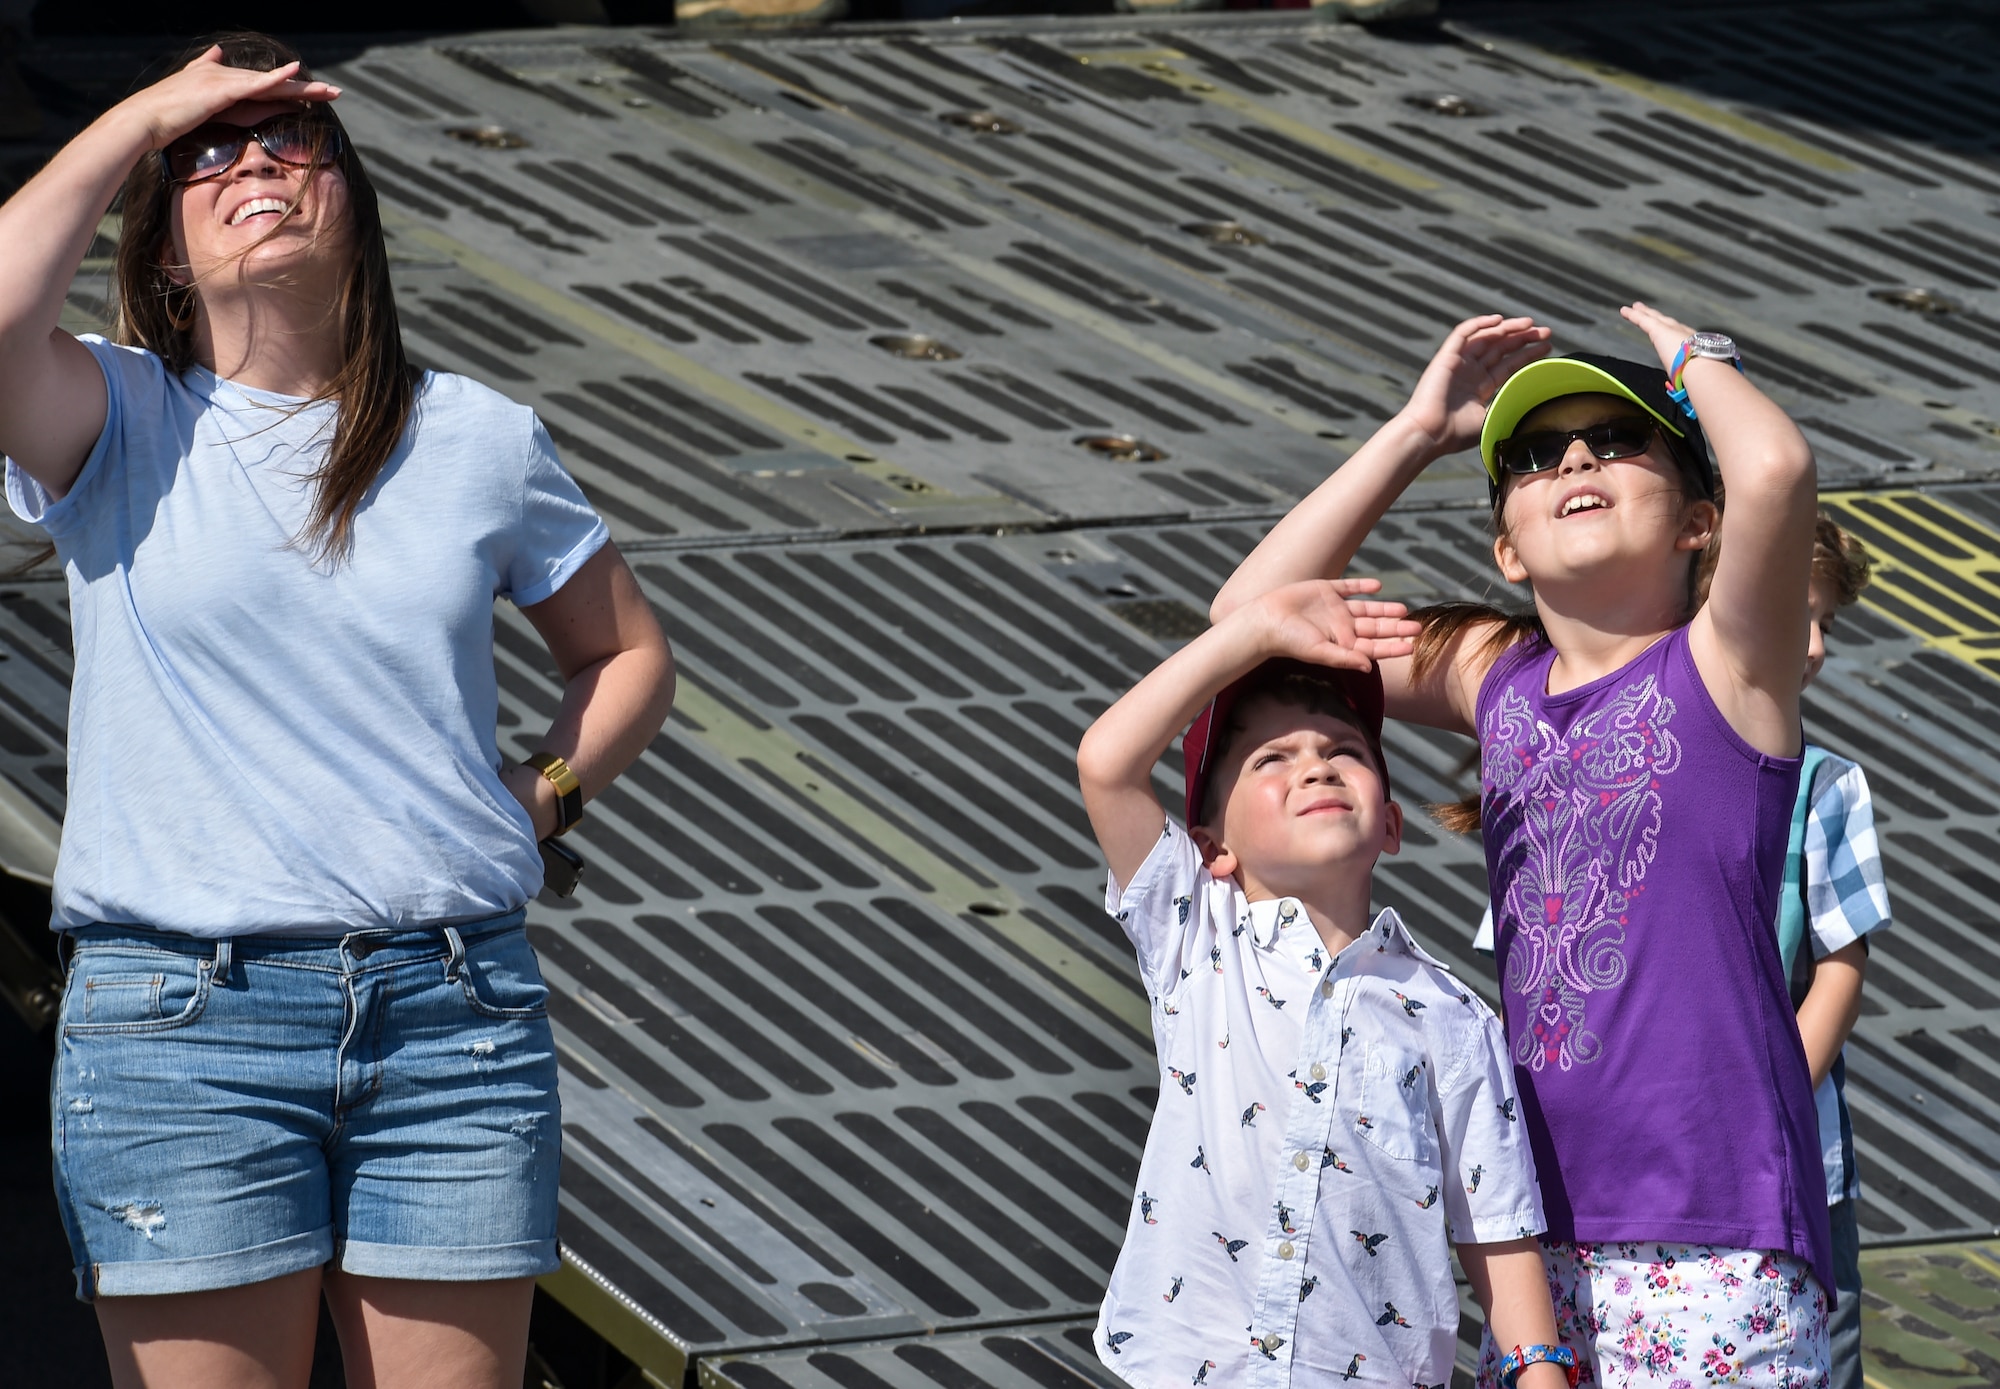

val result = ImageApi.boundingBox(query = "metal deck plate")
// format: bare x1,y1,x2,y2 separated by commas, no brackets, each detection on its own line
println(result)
10,2,2000,1383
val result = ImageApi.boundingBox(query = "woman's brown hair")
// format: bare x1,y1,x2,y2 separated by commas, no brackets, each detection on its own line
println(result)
114,31,417,561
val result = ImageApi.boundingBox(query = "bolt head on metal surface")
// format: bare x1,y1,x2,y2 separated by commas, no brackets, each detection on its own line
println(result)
1076,434,1167,463
445,124,528,149
939,110,1022,135
1405,92,1489,117
870,333,962,361
1870,287,1961,315
1181,220,1269,246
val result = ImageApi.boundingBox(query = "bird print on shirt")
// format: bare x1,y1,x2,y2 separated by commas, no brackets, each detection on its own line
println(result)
1307,946,1324,973
1252,1334,1286,1361
1192,1361,1217,1386
1233,911,1249,938
1466,1165,1484,1194
1275,1202,1297,1235
1401,1063,1423,1089
1106,1331,1134,1355
1140,1191,1159,1224
1240,1102,1266,1127
1213,1232,1249,1262
1391,989,1426,1017
1163,1275,1183,1303
1342,1353,1367,1381
1498,1096,1517,1122
1352,1230,1388,1257
1296,1078,1328,1104
1218,1034,1229,1049
1174,894,1192,925
1255,986,1286,1010
1415,1184,1439,1210
1209,944,1223,974
1323,1147,1352,1172
1299,1274,1318,1302
1191,1146,1210,1174
1340,1025,1354,1048
1376,1302,1412,1329
1169,1067,1197,1095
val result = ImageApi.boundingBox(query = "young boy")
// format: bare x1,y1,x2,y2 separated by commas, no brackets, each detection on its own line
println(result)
1787,515,1890,1389
1077,579,1570,1389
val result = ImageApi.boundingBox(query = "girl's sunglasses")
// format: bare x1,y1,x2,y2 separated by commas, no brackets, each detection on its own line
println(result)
159,113,344,187
1494,417,1660,477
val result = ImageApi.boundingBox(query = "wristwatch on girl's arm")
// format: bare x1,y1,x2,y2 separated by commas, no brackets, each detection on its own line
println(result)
1666,332,1744,419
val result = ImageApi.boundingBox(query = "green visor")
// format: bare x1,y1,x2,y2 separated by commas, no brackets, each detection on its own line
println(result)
1478,353,1712,498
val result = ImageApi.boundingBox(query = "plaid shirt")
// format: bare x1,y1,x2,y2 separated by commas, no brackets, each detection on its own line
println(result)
1796,749,1893,1204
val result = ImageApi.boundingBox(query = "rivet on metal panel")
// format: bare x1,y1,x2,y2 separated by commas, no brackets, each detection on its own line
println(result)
1076,435,1167,463
445,124,529,149
871,334,962,361
940,110,1022,135
1180,220,1268,246
1405,93,1490,118
1870,287,1962,316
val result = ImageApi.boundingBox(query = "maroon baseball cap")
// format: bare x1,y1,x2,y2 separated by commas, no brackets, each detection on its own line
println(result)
1181,658,1390,829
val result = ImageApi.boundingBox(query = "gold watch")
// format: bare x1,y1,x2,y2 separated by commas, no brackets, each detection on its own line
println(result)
523,752,582,837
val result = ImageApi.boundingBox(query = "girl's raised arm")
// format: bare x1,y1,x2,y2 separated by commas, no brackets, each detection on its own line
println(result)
1625,304,1819,758
1211,314,1549,730
0,47,339,496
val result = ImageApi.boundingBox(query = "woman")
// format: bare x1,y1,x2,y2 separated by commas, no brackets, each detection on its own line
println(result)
0,33,675,1388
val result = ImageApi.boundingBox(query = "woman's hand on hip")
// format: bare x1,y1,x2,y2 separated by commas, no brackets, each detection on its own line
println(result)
500,761,559,842
126,45,342,151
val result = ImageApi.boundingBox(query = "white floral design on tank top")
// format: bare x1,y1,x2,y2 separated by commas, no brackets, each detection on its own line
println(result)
1482,675,1680,1072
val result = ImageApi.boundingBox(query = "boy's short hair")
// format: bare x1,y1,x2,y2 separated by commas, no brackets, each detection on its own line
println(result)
1183,660,1391,828
1811,513,1873,607
1694,510,1873,609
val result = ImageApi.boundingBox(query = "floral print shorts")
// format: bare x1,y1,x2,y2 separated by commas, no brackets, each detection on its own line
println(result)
1476,1240,1831,1389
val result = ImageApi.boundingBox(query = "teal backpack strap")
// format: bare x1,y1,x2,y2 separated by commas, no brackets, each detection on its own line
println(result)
1777,745,1834,1009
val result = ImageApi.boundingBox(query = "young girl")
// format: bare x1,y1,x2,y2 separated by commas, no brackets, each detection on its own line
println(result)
0,34,674,1387
1212,306,1830,1387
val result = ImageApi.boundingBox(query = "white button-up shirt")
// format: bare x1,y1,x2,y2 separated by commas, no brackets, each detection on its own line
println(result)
1094,823,1543,1389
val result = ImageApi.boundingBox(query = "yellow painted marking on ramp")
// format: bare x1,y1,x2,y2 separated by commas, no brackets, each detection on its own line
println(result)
388,218,967,507
1820,490,2000,682
666,674,1151,1037
1541,53,1858,175
1072,51,1440,193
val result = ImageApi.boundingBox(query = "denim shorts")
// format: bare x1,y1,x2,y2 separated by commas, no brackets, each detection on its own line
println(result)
51,912,561,1300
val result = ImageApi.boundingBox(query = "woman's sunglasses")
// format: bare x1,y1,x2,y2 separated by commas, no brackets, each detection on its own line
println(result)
159,113,345,187
1494,417,1660,477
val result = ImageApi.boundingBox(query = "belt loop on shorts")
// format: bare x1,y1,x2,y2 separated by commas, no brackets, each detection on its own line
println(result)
212,937,233,984
442,925,467,983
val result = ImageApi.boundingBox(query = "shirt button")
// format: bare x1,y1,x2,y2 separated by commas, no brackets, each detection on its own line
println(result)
1310,1062,1327,1082
1293,1150,1310,1171
1321,979,1333,998
1278,1241,1295,1260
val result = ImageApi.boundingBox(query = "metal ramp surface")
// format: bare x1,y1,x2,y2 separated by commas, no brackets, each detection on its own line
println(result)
10,2,2000,1385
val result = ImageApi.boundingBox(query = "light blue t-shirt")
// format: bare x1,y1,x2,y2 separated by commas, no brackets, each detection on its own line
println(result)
7,336,608,937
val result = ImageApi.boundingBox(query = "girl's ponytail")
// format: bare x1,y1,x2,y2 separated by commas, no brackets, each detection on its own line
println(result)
1408,602,1545,834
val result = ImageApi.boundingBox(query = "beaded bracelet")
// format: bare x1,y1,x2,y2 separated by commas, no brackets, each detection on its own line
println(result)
1498,1343,1579,1388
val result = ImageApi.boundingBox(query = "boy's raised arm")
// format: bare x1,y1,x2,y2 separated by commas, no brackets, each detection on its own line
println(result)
1078,580,1417,887
1212,315,1550,623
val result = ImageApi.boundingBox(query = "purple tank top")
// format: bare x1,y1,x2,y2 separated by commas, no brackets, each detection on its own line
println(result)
1478,625,1831,1293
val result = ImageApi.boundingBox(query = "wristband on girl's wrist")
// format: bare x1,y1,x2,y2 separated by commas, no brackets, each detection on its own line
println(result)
1499,1343,1579,1388
1666,332,1745,421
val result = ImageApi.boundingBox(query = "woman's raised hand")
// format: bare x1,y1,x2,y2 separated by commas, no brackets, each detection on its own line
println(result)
1247,578,1423,673
1398,313,1552,457
1620,302,1698,374
125,45,340,152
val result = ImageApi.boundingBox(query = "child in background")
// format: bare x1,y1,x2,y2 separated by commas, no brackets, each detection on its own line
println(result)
1076,580,1573,1389
1725,515,1888,1389
1211,304,1832,1387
